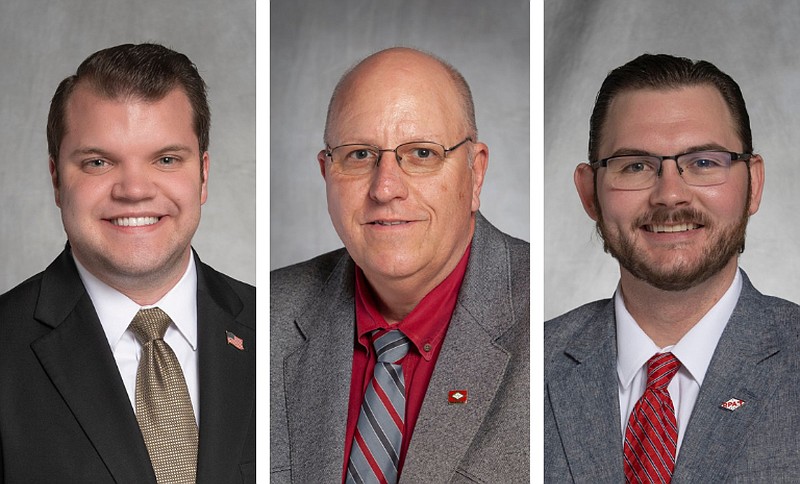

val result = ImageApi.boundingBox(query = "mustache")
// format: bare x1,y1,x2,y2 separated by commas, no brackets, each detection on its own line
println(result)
633,207,710,228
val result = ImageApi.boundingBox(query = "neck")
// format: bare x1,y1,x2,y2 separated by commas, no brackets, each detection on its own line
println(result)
73,249,191,306
618,258,738,347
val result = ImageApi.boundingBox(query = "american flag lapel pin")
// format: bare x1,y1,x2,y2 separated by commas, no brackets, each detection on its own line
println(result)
226,331,245,351
720,398,745,411
448,390,467,404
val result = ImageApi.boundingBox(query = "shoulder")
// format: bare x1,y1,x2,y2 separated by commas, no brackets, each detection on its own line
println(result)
0,271,45,321
270,248,350,301
471,212,529,301
737,272,800,331
544,299,612,361
546,299,610,334
270,248,352,338
197,260,255,302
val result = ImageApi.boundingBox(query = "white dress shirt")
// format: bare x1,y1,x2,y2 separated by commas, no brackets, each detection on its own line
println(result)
616,269,742,455
74,255,200,423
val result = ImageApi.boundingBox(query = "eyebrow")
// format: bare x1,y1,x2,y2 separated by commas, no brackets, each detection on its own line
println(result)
68,144,195,159
608,143,735,158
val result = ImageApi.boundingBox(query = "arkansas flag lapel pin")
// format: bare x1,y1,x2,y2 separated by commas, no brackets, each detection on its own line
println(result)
226,331,245,351
448,390,467,404
720,398,745,411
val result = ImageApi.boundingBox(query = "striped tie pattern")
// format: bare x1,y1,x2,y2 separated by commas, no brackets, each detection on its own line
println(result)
624,352,681,484
346,329,410,484
130,307,198,484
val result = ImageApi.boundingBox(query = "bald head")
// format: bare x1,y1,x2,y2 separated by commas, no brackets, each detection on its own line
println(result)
323,47,477,146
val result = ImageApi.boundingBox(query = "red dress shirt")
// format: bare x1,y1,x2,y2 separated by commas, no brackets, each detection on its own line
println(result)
341,245,471,481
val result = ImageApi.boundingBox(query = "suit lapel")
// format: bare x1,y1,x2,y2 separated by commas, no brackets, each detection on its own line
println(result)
401,306,511,481
546,300,624,482
30,251,156,483
283,254,356,482
673,277,783,482
195,260,255,483
402,213,521,480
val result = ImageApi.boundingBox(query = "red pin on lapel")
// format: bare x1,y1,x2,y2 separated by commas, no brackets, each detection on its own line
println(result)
448,390,467,404
226,331,245,351
720,398,745,411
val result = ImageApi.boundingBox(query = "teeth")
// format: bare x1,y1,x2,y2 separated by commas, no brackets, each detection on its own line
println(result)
375,221,406,226
647,223,699,233
111,216,160,227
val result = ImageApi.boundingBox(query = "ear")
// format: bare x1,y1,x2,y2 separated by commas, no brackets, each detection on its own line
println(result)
469,142,489,212
746,153,765,215
574,163,600,221
317,149,329,179
200,151,210,204
49,157,61,207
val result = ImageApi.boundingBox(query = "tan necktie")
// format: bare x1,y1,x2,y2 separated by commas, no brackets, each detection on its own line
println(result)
130,307,198,484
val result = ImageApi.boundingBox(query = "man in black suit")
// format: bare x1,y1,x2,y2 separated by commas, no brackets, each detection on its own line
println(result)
0,43,254,483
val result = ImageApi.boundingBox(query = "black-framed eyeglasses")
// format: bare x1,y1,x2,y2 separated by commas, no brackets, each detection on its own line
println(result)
590,150,752,190
325,137,472,175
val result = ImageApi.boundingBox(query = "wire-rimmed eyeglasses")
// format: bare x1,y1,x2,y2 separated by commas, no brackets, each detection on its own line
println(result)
325,137,472,175
590,150,752,190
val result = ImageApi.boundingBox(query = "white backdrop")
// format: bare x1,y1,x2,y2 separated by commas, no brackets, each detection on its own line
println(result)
545,0,800,319
270,0,530,270
0,0,255,294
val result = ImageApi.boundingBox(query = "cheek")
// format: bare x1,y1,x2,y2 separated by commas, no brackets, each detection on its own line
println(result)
597,191,642,226
326,180,360,222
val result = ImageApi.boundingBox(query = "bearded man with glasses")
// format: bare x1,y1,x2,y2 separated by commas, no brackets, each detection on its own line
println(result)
545,53,800,482
271,47,529,483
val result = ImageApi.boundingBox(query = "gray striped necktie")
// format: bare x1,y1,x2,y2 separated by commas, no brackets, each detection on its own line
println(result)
129,307,198,484
346,329,410,484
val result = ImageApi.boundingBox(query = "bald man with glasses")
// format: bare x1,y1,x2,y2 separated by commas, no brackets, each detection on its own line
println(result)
271,47,529,483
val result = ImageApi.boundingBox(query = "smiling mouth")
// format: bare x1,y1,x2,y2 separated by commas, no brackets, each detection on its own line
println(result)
110,216,161,227
644,223,702,233
370,220,409,226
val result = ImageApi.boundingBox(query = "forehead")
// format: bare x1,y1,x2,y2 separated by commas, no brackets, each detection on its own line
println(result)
600,85,742,155
328,54,464,143
64,84,194,129
59,85,198,159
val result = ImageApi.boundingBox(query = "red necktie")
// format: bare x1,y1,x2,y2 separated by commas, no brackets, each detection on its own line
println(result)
623,352,681,483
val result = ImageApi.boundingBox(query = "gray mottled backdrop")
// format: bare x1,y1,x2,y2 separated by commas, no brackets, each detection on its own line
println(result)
545,0,800,319
0,0,255,295
270,0,530,270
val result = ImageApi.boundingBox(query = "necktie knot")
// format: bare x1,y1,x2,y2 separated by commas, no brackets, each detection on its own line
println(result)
646,352,681,391
130,307,172,344
373,329,410,363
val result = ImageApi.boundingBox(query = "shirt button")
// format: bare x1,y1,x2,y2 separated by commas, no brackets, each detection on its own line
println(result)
423,343,432,352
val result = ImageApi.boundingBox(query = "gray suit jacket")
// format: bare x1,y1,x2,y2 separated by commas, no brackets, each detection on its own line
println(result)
545,272,800,482
271,213,529,483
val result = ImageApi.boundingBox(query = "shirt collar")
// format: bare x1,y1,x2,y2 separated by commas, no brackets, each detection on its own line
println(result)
73,254,199,351
616,269,742,389
354,245,471,361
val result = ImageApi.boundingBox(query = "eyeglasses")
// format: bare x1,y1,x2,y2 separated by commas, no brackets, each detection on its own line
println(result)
591,150,752,190
325,137,472,176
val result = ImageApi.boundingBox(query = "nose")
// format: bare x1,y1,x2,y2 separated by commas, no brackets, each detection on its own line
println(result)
110,162,157,201
368,151,409,203
649,158,692,207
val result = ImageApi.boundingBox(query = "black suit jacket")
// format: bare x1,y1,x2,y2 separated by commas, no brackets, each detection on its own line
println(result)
0,248,255,483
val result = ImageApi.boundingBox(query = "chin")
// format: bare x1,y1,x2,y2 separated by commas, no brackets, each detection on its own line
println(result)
361,254,422,280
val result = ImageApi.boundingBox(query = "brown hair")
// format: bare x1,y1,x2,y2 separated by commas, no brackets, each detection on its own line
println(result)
47,43,210,163
588,53,751,162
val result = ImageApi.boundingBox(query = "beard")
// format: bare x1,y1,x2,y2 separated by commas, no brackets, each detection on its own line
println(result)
595,202,750,292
